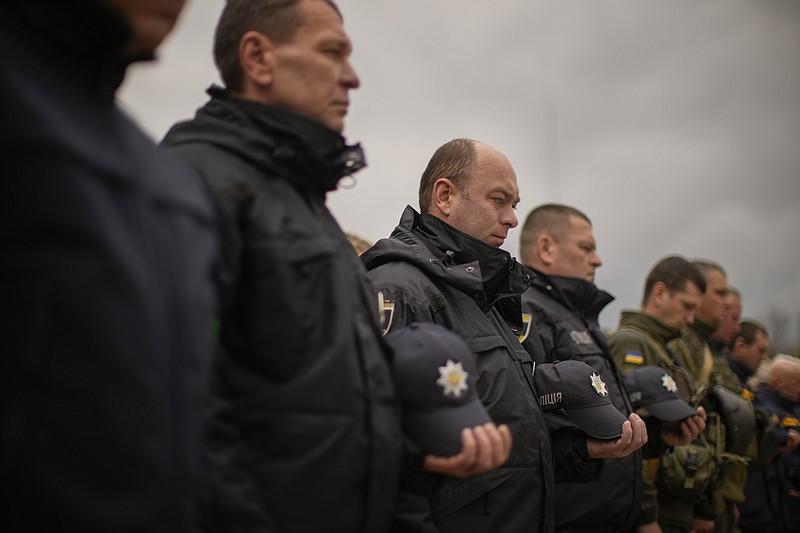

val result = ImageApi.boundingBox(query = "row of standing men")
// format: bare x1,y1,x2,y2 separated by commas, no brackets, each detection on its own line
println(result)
3,0,798,532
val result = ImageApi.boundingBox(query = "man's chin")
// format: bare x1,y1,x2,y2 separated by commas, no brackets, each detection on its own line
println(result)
319,115,345,133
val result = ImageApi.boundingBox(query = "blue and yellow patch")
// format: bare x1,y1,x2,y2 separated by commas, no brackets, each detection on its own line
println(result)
624,351,644,365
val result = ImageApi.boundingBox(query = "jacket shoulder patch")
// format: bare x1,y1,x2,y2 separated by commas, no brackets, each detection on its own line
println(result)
380,300,395,336
624,351,644,365
518,313,532,343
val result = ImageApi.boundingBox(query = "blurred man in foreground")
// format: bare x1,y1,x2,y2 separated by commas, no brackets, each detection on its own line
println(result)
1,0,218,531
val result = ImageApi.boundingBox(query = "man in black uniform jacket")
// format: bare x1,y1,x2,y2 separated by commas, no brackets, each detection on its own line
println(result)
518,205,706,532
162,2,510,532
363,139,647,533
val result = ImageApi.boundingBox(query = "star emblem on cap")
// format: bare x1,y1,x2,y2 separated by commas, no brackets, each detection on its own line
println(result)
661,373,678,393
437,359,469,398
590,372,608,397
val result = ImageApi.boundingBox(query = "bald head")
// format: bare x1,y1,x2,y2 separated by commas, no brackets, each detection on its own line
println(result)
421,139,520,247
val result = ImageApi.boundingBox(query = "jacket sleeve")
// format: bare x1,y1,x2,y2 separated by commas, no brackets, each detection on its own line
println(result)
608,332,662,525
550,427,604,484
607,331,654,375
197,362,275,533
518,304,604,483
371,279,451,533
182,163,274,532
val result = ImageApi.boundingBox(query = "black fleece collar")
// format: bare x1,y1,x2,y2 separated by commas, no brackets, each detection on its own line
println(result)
199,86,366,195
530,269,614,319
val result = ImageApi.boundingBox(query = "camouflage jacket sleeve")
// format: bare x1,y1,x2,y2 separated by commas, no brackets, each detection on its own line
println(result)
607,329,658,376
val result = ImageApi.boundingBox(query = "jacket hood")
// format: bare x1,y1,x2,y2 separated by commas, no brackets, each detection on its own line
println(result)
362,206,534,320
529,269,614,319
162,86,366,195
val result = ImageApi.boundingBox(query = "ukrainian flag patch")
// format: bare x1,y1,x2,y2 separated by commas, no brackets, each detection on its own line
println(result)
624,351,644,365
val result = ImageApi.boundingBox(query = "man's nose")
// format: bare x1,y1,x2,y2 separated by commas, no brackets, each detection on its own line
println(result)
504,209,518,228
342,60,360,89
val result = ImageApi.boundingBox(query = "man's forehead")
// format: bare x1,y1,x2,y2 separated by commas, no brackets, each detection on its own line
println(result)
293,0,348,37
679,282,703,299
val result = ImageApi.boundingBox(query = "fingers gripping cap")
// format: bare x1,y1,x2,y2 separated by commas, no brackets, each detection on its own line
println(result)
624,366,698,422
384,322,492,456
534,360,627,439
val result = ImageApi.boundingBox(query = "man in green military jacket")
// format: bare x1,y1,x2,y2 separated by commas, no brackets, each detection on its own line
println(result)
609,255,710,533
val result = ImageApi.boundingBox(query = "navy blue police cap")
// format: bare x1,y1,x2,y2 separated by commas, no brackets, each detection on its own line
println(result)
534,360,627,439
624,366,698,422
385,322,492,456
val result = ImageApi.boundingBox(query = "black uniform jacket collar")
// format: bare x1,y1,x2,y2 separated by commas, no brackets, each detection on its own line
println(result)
1,0,140,103
362,206,534,327
529,268,614,320
164,86,366,196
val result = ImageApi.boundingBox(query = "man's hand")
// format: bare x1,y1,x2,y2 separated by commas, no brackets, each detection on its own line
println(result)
691,517,714,533
423,423,512,478
777,429,800,454
636,521,663,533
660,406,707,447
587,413,648,459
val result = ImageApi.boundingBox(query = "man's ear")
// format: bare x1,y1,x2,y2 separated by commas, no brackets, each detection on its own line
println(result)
239,31,275,90
651,281,668,307
431,178,456,217
537,234,557,266
731,337,745,354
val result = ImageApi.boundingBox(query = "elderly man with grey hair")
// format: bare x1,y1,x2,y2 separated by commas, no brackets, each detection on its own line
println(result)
739,355,800,532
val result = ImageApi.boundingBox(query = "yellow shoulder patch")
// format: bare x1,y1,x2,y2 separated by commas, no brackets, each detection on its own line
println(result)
518,313,532,343
782,415,800,429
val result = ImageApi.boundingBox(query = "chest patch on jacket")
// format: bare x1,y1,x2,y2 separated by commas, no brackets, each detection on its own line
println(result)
380,297,395,336
518,313,532,343
569,329,593,345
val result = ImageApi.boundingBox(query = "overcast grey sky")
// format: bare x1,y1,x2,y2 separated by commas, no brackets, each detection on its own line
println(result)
119,0,800,345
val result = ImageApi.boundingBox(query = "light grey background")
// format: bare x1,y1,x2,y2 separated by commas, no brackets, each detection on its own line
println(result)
119,0,800,347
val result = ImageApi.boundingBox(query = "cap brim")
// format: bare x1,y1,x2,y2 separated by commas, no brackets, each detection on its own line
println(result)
403,399,492,457
564,403,628,440
645,397,698,422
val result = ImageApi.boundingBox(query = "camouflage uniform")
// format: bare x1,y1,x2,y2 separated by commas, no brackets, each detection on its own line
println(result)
609,311,708,532
670,318,757,533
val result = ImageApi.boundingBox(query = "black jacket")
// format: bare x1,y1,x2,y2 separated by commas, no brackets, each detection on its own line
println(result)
522,272,641,532
1,1,218,532
739,384,800,533
362,206,555,533
161,90,402,533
